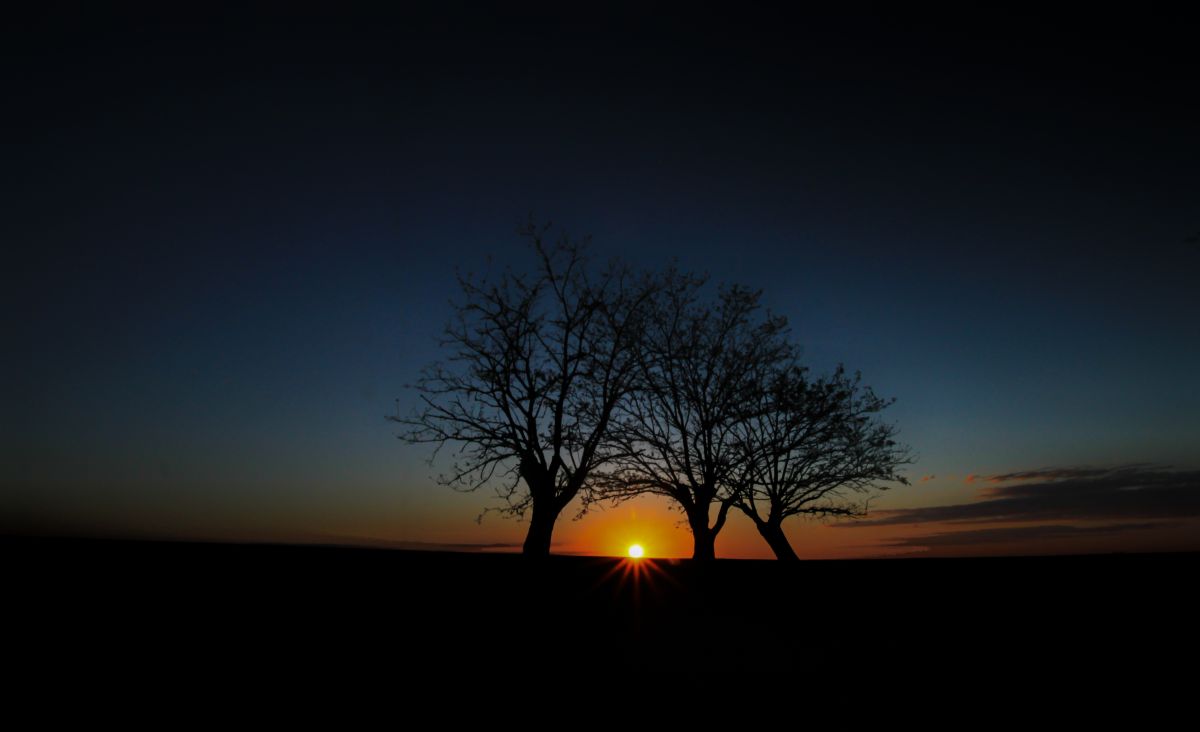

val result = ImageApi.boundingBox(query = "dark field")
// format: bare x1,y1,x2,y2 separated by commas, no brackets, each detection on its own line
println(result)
7,537,1195,707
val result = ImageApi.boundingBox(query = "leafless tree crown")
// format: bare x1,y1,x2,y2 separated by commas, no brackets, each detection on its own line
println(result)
391,221,656,525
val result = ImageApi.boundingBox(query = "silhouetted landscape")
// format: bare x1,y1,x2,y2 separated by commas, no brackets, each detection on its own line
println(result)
8,536,1195,703
7,4,1199,714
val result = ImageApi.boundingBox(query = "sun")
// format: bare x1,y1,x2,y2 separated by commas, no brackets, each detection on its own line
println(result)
628,544,645,559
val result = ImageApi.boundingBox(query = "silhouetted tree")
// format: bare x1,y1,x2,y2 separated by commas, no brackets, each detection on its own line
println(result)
594,274,792,560
733,364,912,560
391,222,656,556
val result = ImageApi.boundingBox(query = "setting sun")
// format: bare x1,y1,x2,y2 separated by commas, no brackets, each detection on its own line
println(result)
628,544,645,559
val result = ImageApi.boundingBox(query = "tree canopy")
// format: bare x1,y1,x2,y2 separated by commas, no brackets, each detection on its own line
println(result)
592,275,793,559
391,222,656,555
732,364,912,560
396,221,911,559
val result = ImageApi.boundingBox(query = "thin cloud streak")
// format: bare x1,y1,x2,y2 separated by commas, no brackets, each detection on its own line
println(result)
877,522,1170,548
312,536,523,552
845,465,1200,527
984,465,1151,484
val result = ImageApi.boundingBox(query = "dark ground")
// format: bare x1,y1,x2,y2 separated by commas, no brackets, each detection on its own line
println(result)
6,537,1195,711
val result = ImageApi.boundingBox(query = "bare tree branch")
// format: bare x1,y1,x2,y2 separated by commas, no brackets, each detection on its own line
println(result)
592,272,793,560
732,364,914,560
391,219,658,555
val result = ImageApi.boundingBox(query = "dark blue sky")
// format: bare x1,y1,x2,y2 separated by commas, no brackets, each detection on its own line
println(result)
5,5,1198,555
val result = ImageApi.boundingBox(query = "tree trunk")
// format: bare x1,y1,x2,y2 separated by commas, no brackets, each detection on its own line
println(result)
688,511,717,561
692,529,716,561
756,520,799,561
522,498,561,557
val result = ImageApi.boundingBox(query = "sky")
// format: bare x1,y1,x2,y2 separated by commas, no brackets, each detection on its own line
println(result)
4,4,1199,558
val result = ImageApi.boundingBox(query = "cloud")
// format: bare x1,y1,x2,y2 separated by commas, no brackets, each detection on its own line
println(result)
919,475,935,483
841,465,1200,527
385,541,522,552
983,465,1148,484
312,535,522,552
877,522,1169,548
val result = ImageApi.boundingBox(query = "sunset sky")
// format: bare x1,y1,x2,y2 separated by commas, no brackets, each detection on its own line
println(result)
5,5,1198,558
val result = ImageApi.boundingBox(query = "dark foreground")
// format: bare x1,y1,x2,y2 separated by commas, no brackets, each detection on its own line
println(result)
6,537,1196,710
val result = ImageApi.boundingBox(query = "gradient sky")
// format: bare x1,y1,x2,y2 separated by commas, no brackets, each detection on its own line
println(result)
5,5,1199,558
